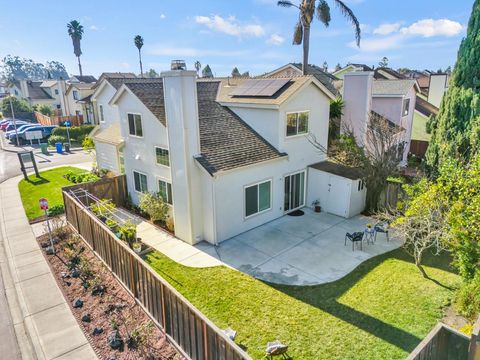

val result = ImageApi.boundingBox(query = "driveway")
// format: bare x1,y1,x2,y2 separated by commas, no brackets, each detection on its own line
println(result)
199,209,402,286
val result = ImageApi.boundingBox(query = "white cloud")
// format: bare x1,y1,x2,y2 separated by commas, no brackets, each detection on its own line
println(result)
160,14,166,19
373,22,401,35
194,15,265,37
266,33,285,45
350,34,404,52
400,19,463,37
89,25,98,31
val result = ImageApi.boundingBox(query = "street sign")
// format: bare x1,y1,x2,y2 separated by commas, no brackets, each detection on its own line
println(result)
39,198,48,210
25,130,43,141
18,151,39,180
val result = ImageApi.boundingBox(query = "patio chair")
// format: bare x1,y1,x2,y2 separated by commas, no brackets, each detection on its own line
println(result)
345,232,364,251
265,341,290,359
374,221,389,242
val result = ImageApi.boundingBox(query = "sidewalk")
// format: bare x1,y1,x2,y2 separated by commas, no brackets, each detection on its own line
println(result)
0,173,97,359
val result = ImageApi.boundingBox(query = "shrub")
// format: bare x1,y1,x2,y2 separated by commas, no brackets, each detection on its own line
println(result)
48,135,68,146
118,221,137,247
1,96,32,116
34,104,54,116
47,204,64,217
455,273,480,321
64,170,99,184
51,125,95,143
139,192,169,223
166,216,175,233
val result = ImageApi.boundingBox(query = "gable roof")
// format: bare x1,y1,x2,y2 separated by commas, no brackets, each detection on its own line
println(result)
24,81,54,100
374,67,406,80
195,81,286,174
333,63,372,76
288,63,339,96
40,80,58,88
373,79,418,97
94,73,137,90
71,75,97,83
122,79,166,126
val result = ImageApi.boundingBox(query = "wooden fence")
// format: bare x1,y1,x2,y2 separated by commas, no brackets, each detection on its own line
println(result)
62,190,251,360
378,182,402,210
63,175,128,208
407,323,471,360
410,140,429,159
35,111,84,126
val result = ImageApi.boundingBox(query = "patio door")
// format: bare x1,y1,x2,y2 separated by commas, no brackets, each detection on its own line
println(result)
284,171,305,212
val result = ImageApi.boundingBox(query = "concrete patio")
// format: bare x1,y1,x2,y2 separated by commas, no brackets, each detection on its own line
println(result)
205,209,403,285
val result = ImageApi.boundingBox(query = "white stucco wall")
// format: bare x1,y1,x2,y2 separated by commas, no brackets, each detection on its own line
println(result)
93,82,119,129
348,179,367,217
95,142,120,173
115,90,171,206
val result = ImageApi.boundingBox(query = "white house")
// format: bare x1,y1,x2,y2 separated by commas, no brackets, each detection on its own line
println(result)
93,66,368,246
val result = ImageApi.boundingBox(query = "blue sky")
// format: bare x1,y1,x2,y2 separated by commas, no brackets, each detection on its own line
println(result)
0,0,474,77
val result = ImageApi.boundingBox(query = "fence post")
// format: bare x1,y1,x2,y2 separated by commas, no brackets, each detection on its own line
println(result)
469,317,480,360
129,254,137,298
161,283,166,329
203,321,209,360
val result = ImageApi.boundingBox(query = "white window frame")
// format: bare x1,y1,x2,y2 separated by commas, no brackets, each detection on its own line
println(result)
283,170,307,213
244,178,273,219
154,146,170,167
133,170,148,194
285,110,310,138
98,104,105,123
127,112,143,138
402,98,410,117
157,177,173,205
73,90,79,100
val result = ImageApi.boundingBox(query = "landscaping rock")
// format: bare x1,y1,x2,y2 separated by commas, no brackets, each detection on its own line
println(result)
81,313,91,322
73,299,83,308
107,330,123,350
91,284,105,296
92,327,104,336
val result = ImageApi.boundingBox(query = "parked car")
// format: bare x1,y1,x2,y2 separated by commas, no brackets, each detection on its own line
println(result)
5,124,37,139
9,125,57,145
2,120,30,132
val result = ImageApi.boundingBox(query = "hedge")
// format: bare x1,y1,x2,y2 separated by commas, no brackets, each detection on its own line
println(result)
51,125,95,143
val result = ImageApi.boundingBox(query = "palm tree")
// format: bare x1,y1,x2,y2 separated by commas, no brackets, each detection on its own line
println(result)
67,20,84,76
277,0,361,75
134,35,144,77
194,60,201,77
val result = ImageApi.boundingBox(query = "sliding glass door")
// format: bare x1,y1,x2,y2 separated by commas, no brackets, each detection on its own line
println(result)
284,171,305,212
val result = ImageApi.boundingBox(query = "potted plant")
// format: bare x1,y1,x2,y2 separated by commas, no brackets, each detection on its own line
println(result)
132,241,142,254
118,221,137,248
312,200,321,213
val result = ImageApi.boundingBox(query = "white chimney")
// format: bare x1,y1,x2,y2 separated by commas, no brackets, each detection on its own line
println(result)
341,71,374,146
161,68,203,244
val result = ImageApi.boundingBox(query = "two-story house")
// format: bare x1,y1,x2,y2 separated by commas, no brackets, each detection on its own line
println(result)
93,66,367,246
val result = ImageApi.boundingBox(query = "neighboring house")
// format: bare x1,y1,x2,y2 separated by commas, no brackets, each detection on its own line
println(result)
341,72,419,164
65,82,96,123
90,72,138,173
93,66,367,245
70,75,97,83
412,96,438,142
333,63,373,79
9,79,59,110
374,67,407,80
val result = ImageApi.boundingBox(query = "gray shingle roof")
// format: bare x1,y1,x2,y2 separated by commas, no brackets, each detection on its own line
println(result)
123,79,166,126
94,73,137,90
373,80,416,96
310,160,363,180
71,75,97,83
290,63,339,96
26,81,53,100
196,81,285,174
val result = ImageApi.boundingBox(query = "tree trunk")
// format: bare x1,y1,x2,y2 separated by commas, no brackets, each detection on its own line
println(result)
77,56,83,76
139,50,143,77
415,254,428,278
302,24,310,75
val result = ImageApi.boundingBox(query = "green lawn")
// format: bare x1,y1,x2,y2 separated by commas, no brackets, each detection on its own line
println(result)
145,249,460,360
18,166,86,220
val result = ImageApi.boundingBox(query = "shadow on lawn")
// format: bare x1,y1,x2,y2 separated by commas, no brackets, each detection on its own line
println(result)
270,248,457,354
25,176,49,186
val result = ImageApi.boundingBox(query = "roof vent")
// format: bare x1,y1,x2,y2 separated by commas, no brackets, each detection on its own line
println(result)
171,60,187,71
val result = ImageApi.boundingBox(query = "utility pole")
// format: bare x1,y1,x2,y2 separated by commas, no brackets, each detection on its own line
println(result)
8,90,20,147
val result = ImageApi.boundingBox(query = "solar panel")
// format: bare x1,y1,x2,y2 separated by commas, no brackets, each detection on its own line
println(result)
229,78,290,97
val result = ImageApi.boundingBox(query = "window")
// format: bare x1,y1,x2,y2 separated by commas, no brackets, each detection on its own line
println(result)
133,171,148,193
99,104,105,122
155,147,170,167
128,113,143,137
73,90,79,100
55,89,59,95
286,111,309,137
158,179,173,205
402,98,410,116
245,180,271,217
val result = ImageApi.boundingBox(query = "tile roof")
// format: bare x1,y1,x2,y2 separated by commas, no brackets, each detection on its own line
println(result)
71,75,97,83
309,160,363,180
25,81,54,100
123,79,166,126
372,79,417,96
196,81,286,174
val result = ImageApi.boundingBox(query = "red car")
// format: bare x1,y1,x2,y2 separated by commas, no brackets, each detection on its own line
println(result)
0,119,29,131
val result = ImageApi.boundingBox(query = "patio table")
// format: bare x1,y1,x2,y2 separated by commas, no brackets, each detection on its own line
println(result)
364,227,375,244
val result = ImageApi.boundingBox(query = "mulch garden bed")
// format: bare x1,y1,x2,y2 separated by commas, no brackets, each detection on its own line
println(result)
37,226,181,360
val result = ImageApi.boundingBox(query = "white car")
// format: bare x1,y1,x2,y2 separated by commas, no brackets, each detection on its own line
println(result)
5,124,36,139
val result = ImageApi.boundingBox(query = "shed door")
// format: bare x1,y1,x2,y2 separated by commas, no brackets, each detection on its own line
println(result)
325,175,350,217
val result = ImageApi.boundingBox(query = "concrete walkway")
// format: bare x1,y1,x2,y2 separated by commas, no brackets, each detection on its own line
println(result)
0,173,97,359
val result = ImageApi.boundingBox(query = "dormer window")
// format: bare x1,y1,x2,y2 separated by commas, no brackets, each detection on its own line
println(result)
286,111,309,137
